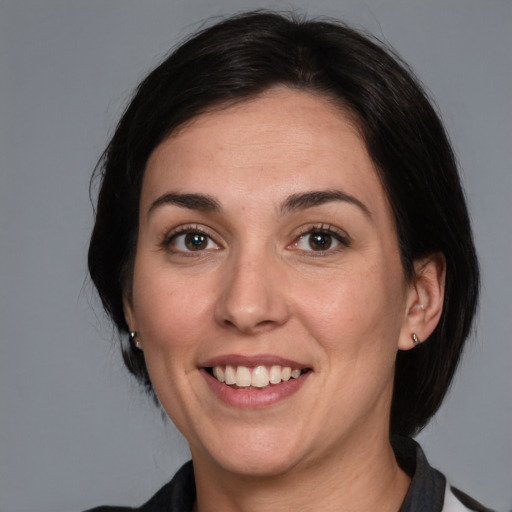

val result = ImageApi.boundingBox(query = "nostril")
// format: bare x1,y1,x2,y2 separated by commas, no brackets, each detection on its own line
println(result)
214,267,291,333
256,319,276,328
223,317,280,334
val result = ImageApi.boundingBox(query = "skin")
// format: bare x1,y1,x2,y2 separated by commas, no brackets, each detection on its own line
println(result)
124,87,445,512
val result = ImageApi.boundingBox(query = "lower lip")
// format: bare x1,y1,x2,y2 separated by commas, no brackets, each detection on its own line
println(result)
201,369,311,408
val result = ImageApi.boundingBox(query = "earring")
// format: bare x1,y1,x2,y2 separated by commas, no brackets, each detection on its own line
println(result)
412,333,421,346
130,331,142,350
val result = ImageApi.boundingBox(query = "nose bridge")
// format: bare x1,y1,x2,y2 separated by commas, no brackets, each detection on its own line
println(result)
215,241,289,333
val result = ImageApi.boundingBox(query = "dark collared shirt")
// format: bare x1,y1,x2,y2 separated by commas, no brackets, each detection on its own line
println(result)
85,437,492,511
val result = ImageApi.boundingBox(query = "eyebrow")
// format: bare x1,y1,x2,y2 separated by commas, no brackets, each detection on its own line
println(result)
148,192,221,216
280,190,371,217
147,189,370,218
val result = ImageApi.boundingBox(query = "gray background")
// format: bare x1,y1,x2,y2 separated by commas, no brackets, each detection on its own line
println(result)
0,1,510,511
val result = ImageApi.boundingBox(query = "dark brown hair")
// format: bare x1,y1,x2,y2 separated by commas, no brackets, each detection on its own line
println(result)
88,11,479,437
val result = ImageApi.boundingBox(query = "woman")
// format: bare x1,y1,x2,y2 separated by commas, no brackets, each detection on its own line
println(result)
86,11,487,512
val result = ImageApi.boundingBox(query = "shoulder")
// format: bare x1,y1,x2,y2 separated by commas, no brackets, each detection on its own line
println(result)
444,484,495,512
392,436,494,512
83,461,196,512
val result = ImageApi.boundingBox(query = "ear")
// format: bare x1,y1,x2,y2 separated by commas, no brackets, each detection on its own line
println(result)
398,253,446,351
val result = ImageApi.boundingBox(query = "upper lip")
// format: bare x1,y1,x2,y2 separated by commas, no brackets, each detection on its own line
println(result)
200,354,310,369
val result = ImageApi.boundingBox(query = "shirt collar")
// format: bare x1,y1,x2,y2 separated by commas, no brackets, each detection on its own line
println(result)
393,436,446,512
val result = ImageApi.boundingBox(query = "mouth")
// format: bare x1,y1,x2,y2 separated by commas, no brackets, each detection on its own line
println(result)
200,355,312,407
205,364,311,389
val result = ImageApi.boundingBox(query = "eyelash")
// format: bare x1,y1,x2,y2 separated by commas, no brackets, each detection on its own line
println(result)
162,225,220,255
161,223,351,255
290,224,351,255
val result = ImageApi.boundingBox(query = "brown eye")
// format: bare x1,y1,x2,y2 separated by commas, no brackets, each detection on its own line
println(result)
185,233,208,251
293,228,348,253
308,232,333,251
170,230,220,252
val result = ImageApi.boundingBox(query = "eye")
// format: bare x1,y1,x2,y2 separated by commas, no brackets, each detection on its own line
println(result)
168,230,220,252
291,226,350,253
297,231,340,251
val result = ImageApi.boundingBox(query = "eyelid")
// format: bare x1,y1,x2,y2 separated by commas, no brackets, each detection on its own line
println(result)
288,223,351,253
162,224,222,252
160,222,350,255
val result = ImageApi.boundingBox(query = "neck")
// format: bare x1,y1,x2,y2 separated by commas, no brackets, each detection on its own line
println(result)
192,431,410,512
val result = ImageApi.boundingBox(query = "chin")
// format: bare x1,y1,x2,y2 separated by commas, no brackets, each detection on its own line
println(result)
216,451,301,478
194,425,310,478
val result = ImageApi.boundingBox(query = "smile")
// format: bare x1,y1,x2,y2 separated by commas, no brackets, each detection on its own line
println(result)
208,365,307,388
200,355,312,407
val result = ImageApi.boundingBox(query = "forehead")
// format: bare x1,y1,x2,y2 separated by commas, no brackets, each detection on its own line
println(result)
142,87,385,214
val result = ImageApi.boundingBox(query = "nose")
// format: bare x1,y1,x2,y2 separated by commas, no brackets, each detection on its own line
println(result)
214,249,291,334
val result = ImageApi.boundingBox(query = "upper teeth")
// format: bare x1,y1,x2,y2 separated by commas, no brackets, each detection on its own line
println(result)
212,365,303,388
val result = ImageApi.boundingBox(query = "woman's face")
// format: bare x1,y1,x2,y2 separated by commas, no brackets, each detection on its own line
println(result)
125,88,417,477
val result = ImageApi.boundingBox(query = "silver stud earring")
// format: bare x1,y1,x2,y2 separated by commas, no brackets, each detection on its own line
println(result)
130,331,142,350
412,333,421,346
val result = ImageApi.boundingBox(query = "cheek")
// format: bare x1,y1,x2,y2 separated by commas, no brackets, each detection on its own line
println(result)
295,258,406,357
130,265,217,421
132,261,215,358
